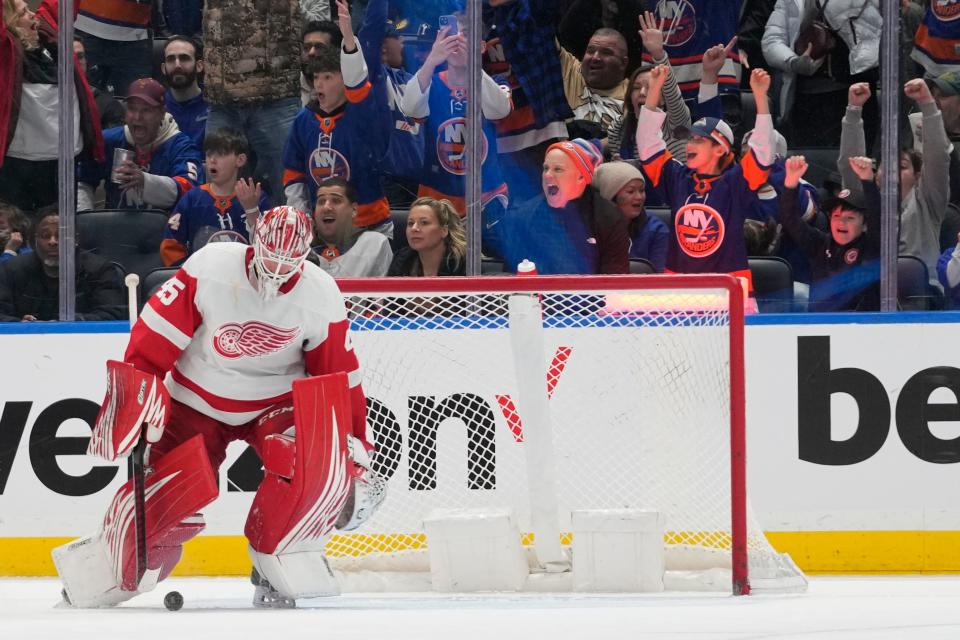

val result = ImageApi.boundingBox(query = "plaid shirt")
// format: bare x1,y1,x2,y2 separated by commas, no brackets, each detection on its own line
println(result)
490,0,573,129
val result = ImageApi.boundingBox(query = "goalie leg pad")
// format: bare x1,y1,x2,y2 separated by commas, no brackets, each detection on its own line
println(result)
53,435,218,607
244,373,353,598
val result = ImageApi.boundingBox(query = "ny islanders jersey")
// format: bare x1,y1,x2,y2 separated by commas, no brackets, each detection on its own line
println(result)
160,184,272,265
419,71,509,212
125,243,366,438
282,45,391,227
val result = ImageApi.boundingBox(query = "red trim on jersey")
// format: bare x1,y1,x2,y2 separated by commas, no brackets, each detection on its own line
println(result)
344,80,372,103
914,24,960,60
416,183,509,217
173,175,193,195
642,150,671,188
303,318,368,442
740,151,770,192
126,267,202,377
160,238,187,267
678,77,738,92
171,368,293,412
353,197,390,227
283,169,306,187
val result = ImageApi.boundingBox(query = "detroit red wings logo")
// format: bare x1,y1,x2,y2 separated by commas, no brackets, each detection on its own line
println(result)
213,321,301,359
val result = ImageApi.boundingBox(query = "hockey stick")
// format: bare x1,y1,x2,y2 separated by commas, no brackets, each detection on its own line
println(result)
124,273,148,587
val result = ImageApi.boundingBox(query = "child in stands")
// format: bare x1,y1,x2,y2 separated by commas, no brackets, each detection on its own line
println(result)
781,155,881,311
160,127,270,266
635,67,779,294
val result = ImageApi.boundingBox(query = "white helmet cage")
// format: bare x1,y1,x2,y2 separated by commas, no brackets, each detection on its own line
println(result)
252,206,313,297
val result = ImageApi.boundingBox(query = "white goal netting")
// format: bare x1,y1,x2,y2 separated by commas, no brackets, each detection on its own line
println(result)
325,276,805,593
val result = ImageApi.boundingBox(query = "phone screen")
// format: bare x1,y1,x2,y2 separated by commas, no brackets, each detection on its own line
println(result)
439,15,459,36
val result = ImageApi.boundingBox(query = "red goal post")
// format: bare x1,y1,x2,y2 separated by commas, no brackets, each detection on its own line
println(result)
331,274,802,595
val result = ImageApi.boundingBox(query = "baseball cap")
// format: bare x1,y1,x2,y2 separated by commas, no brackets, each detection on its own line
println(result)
930,70,960,97
822,187,867,213
126,78,166,107
675,117,735,152
384,21,401,39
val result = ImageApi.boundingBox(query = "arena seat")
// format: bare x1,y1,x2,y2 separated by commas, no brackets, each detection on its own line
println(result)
77,209,168,282
629,258,656,274
481,258,506,274
749,256,795,313
898,255,943,311
647,207,671,228
390,208,409,252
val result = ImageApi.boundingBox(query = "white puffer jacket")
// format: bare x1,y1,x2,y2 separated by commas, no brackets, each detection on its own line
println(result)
762,0,882,120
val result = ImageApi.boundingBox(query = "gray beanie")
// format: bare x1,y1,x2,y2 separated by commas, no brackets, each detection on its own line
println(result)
592,161,645,202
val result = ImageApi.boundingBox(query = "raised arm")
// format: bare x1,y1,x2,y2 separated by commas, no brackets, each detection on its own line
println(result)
639,11,690,132
839,83,870,192
906,78,952,219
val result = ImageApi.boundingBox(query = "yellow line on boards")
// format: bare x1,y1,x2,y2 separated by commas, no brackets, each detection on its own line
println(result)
6,531,960,576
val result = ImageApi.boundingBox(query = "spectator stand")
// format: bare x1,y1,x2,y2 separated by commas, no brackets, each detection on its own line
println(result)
748,256,794,313
76,209,168,284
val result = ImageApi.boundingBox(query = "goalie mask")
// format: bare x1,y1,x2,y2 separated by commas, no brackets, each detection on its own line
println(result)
252,206,313,300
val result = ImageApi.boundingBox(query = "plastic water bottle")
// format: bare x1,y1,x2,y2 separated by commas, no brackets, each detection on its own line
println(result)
517,259,538,276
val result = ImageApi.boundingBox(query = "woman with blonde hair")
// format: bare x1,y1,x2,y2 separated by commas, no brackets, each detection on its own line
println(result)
388,197,466,276
1,0,104,213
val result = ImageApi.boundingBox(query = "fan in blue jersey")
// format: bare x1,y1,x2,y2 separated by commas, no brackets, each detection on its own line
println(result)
77,78,204,212
636,67,780,294
400,16,513,215
161,128,270,266
282,4,393,237
161,36,209,151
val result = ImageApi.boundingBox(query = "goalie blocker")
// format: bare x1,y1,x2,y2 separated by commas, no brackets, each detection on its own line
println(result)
54,366,386,607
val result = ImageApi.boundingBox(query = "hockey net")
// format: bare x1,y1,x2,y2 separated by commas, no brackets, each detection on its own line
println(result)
327,275,805,594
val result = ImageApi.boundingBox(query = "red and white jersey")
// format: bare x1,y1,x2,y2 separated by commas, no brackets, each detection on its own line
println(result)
125,243,367,439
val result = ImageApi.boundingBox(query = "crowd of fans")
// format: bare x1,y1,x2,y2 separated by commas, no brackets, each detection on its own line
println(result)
1,0,960,321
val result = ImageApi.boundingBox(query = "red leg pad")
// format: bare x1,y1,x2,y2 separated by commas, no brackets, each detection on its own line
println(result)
104,435,218,591
245,373,353,555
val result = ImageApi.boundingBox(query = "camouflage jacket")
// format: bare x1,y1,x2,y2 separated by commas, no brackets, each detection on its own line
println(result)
203,0,302,105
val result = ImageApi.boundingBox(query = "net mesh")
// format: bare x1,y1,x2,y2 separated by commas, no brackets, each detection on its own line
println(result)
324,279,798,590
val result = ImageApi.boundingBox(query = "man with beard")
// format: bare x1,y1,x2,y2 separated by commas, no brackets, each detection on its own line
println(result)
0,206,126,321
78,78,204,211
163,36,209,150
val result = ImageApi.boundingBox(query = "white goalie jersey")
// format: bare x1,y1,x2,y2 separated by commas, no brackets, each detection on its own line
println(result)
124,242,367,438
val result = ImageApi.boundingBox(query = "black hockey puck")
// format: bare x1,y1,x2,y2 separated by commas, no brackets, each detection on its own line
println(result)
163,590,183,611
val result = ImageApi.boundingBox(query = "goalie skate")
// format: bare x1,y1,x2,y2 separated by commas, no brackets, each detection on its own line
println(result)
251,568,296,609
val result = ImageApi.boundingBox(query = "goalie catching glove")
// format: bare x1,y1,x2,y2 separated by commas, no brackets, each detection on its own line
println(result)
336,435,387,531
88,360,170,461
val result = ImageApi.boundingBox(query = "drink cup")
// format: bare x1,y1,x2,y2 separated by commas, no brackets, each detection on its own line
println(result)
111,148,135,183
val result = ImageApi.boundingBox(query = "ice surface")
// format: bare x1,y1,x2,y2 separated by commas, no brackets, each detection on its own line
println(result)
4,576,960,639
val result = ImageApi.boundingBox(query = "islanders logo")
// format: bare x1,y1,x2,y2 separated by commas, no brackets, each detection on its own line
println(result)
675,202,725,258
437,117,488,175
933,0,960,21
656,0,697,48
309,148,351,186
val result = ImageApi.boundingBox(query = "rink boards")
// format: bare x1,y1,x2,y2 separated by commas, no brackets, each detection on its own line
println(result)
3,312,960,574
